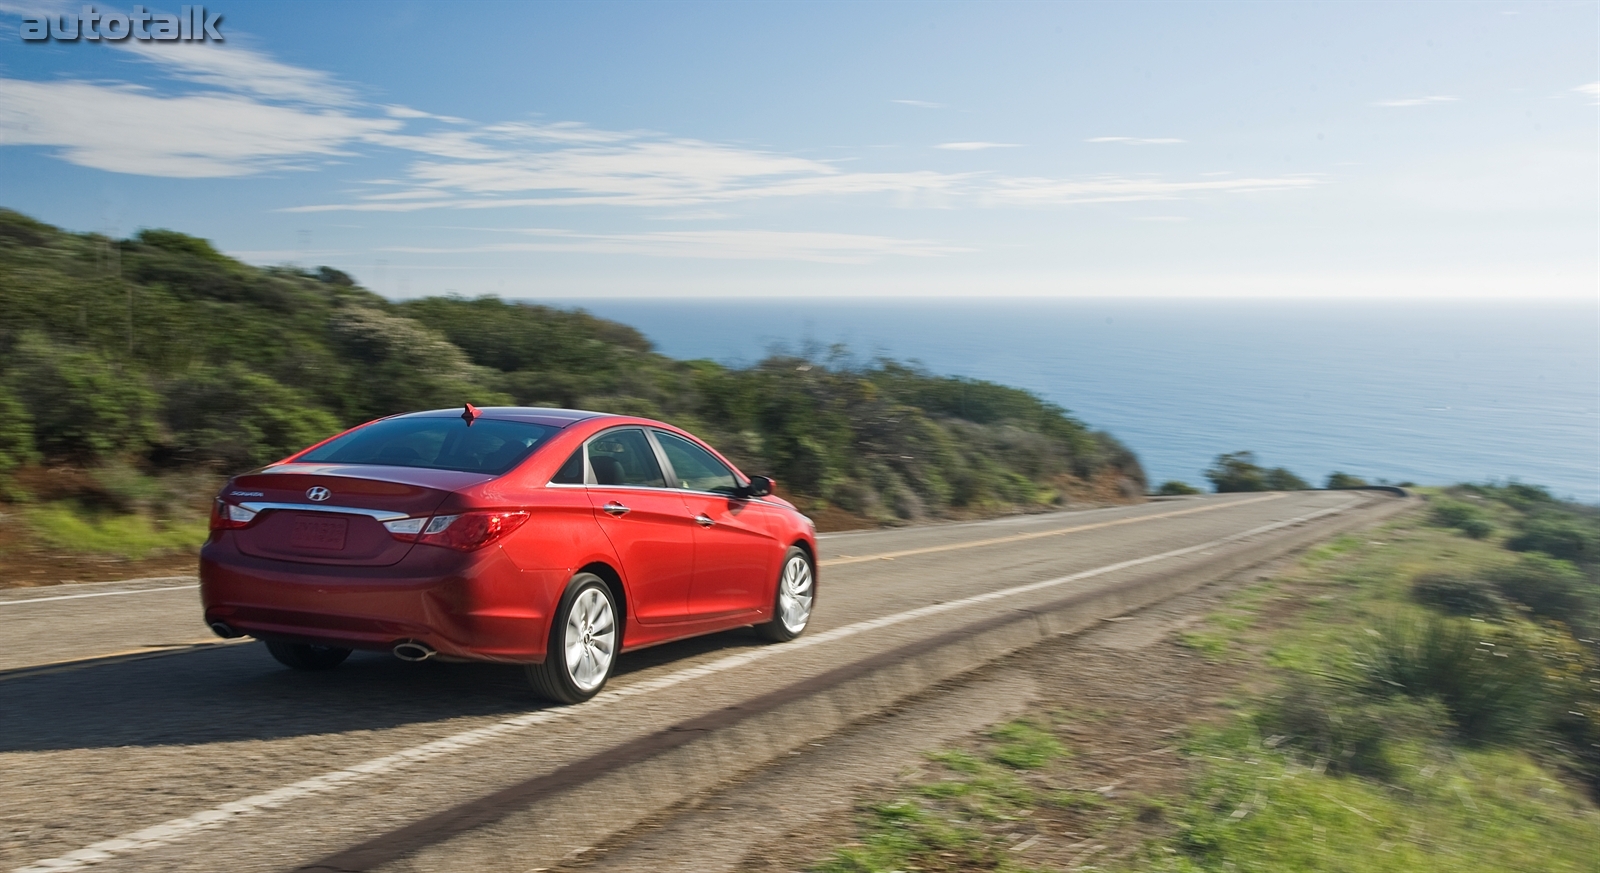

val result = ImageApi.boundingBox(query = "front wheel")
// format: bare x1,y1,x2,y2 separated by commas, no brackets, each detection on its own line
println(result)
755,547,814,642
266,640,352,670
526,573,619,704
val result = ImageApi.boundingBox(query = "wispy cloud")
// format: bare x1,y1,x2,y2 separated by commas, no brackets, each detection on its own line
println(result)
119,41,360,106
382,228,968,264
286,128,971,211
983,174,1322,206
1086,137,1185,145
1576,82,1600,104
0,79,399,177
1373,95,1460,108
383,105,467,123
892,99,945,109
936,142,1021,151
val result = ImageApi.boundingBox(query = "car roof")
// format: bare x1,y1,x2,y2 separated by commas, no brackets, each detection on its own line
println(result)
394,407,615,428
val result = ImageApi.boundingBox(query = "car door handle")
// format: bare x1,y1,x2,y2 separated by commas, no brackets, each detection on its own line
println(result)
694,514,714,527
602,501,630,517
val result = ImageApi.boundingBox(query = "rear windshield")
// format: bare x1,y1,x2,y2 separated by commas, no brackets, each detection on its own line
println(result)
297,417,556,475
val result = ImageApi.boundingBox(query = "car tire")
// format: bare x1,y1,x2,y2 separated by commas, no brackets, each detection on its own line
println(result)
266,640,352,670
755,547,815,643
526,573,619,704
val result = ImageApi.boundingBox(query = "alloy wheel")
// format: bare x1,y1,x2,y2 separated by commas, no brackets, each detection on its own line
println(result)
564,586,616,692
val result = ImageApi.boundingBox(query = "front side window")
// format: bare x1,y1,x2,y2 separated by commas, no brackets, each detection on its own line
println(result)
585,429,666,487
298,417,554,475
655,431,739,495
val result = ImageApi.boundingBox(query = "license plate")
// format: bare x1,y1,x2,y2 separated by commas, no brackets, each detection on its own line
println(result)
290,516,348,550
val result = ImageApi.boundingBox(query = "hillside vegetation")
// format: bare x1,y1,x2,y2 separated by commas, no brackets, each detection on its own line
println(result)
806,485,1600,872
0,208,1144,577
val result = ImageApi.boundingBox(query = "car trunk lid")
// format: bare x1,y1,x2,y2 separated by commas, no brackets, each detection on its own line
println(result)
224,464,492,567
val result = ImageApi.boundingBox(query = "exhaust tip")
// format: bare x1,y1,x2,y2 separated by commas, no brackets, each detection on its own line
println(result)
392,640,436,662
209,621,240,639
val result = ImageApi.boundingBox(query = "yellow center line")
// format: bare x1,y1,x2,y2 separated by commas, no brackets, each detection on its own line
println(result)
820,493,1289,567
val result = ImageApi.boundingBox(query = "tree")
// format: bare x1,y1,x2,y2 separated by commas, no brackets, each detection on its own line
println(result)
0,383,37,488
1206,451,1308,493
4,334,158,463
163,364,343,470
1326,471,1368,489
326,307,509,419
1206,451,1268,492
1265,467,1311,491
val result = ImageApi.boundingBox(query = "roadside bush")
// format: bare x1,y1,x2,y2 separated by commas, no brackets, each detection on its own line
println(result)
1354,613,1545,745
1508,514,1600,565
1259,675,1447,779
1489,554,1596,632
1411,571,1507,618
1429,498,1494,539
1157,480,1200,496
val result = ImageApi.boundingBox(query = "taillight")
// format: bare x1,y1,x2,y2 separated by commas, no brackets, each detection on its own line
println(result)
383,511,529,551
209,500,258,531
381,514,457,543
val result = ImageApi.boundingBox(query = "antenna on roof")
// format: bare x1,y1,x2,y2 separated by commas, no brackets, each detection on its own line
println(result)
462,403,481,426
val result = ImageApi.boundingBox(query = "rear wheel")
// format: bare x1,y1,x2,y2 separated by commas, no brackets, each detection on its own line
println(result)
266,640,352,670
755,547,814,642
526,573,618,704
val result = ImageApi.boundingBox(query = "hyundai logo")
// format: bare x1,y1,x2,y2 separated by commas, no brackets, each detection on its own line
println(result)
306,486,332,502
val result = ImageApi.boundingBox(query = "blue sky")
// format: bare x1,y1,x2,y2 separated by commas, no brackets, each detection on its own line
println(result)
0,0,1594,300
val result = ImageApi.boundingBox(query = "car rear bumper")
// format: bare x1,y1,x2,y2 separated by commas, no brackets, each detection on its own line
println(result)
200,535,562,663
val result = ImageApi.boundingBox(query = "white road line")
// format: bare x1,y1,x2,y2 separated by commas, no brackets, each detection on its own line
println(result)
14,498,1358,873
0,585,199,607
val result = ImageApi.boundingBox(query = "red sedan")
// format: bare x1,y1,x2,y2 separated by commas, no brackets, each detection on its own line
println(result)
199,406,818,703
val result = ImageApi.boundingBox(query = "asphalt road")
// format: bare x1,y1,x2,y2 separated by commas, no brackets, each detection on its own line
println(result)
0,492,1398,873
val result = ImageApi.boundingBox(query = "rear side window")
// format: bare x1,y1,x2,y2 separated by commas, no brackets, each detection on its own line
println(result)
298,417,555,475
586,429,666,487
551,448,585,485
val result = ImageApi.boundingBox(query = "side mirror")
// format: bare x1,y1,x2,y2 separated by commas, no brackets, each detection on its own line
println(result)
742,475,774,498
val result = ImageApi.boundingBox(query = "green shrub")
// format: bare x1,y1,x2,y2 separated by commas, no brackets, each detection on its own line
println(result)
1508,514,1600,564
1157,479,1200,495
1429,498,1494,539
1354,614,1545,744
1259,675,1447,778
1326,471,1369,489
1410,571,1507,617
1489,554,1596,631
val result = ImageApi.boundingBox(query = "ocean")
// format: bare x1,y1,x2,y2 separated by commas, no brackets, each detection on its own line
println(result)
537,299,1600,503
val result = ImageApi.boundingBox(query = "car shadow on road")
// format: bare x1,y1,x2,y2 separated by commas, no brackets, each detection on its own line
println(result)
0,628,769,752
